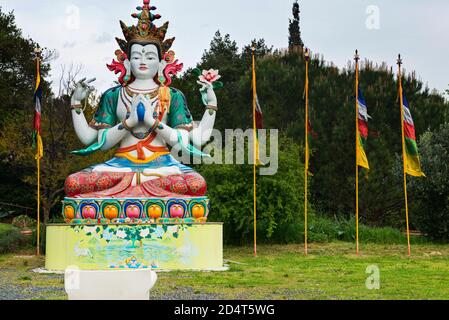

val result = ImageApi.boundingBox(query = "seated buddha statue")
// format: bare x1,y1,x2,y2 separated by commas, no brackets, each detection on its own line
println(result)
65,0,218,199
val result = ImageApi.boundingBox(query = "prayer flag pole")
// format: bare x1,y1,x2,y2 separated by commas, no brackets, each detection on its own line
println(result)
33,47,43,256
304,48,310,256
397,54,412,256
354,50,360,256
251,46,258,257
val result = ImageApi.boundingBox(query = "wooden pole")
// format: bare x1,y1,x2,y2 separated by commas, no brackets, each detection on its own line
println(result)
36,151,40,256
251,46,257,257
354,50,360,256
304,48,310,256
397,54,412,256
35,55,41,256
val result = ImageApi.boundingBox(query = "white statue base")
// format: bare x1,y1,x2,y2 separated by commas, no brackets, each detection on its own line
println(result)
65,268,157,300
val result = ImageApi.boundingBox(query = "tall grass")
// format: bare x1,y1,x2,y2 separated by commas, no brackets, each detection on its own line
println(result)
260,215,427,245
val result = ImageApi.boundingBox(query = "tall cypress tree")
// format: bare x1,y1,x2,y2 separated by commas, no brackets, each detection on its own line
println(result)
288,0,304,53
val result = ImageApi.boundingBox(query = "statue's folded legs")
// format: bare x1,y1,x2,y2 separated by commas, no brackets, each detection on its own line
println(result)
65,170,207,198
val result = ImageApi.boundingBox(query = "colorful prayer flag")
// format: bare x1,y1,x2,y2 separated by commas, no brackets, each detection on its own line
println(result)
306,118,317,175
33,58,43,159
356,86,370,170
255,94,263,130
252,54,264,166
402,93,425,177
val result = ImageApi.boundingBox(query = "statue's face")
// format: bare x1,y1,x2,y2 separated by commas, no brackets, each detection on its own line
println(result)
130,43,160,80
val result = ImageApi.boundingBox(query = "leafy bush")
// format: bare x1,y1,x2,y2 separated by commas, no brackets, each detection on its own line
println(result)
197,136,306,245
0,223,26,253
12,215,37,229
408,123,449,241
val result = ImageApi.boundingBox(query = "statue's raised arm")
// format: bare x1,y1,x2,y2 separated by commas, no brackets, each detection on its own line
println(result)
70,78,98,146
191,75,219,148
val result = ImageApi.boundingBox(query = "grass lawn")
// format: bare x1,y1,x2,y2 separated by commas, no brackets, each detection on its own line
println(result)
1,242,449,300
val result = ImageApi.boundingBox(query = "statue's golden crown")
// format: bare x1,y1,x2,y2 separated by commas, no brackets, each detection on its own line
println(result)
116,0,175,57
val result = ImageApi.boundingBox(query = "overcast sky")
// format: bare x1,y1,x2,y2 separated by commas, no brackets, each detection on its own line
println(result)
2,0,448,96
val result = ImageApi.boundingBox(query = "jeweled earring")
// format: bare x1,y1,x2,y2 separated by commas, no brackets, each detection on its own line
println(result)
123,59,131,84
158,61,167,85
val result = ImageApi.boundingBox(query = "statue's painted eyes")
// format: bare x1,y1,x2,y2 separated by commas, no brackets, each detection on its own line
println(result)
145,54,157,61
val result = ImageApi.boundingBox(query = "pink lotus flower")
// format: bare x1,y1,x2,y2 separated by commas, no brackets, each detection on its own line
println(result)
199,69,221,83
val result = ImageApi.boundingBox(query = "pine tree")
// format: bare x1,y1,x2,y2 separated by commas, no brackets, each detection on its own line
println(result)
288,0,304,53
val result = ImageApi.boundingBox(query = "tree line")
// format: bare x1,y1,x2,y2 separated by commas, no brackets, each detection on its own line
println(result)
1,8,448,241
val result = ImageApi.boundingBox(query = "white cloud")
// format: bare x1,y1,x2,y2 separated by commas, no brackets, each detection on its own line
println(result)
63,41,78,49
94,32,112,44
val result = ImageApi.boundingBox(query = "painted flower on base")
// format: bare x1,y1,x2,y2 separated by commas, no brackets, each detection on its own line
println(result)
155,226,165,238
83,226,97,235
140,228,150,238
102,230,113,242
116,230,127,239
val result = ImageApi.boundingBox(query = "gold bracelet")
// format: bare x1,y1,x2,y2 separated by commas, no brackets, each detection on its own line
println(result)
151,119,161,132
70,104,83,110
206,105,218,111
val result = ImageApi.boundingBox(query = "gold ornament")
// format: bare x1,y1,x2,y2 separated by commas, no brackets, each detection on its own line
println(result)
116,0,175,57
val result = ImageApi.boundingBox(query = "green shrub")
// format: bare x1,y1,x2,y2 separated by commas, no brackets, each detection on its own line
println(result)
197,136,306,245
0,223,25,253
12,215,37,229
268,214,425,245
407,123,449,241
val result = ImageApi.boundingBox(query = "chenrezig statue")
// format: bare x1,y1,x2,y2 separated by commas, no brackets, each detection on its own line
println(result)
64,0,219,222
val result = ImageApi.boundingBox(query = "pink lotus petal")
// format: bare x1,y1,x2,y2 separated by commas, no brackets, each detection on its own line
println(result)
199,69,221,83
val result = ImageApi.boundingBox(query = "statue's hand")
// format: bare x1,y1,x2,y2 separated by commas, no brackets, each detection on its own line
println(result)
197,80,217,107
126,95,142,128
71,78,96,105
141,96,156,127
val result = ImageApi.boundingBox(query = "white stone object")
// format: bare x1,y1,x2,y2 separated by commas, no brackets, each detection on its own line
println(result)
65,268,157,300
